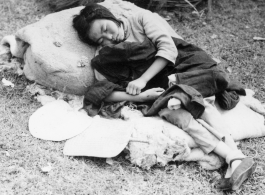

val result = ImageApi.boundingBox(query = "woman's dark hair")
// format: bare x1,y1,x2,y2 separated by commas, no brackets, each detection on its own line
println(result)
73,3,122,46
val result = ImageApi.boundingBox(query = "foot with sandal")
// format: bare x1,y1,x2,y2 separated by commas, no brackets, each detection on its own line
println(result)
215,151,257,191
167,97,257,191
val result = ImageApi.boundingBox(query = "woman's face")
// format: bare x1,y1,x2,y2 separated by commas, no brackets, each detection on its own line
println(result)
88,19,124,46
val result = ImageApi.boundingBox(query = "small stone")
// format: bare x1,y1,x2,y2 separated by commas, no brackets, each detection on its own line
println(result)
211,34,218,39
40,163,52,173
53,41,62,47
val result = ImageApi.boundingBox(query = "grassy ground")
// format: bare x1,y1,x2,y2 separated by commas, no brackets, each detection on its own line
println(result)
0,0,264,194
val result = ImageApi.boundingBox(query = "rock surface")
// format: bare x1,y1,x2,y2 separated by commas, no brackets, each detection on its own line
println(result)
16,6,95,94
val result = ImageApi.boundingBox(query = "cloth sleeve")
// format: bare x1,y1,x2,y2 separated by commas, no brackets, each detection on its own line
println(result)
136,11,178,64
84,80,124,106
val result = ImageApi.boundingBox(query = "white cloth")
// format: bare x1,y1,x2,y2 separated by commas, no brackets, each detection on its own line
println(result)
28,91,265,170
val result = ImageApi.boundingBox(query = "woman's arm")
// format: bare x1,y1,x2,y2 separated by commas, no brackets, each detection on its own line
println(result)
139,11,178,64
105,88,165,102
126,57,169,95
126,11,177,95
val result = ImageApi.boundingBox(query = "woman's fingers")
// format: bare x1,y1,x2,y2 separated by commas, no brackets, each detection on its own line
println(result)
136,88,141,95
126,85,142,95
132,88,137,95
126,85,132,94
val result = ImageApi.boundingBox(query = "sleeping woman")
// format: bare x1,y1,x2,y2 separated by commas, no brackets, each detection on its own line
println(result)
72,3,256,191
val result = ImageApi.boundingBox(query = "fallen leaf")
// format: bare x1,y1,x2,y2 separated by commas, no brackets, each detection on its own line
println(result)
106,158,115,166
212,57,221,64
5,151,10,157
40,163,52,173
226,67,232,73
253,37,265,41
211,34,218,39
2,78,14,88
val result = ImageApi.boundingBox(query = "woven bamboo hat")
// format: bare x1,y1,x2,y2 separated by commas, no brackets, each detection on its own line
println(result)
29,100,93,141
63,115,133,158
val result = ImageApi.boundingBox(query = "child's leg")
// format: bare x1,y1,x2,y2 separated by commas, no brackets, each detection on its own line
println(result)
200,99,238,150
159,108,221,154
159,107,239,161
214,141,256,190
200,99,240,178
199,101,256,189
159,107,256,190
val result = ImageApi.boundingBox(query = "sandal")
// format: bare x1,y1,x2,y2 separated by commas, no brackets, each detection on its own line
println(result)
216,157,257,191
229,157,257,190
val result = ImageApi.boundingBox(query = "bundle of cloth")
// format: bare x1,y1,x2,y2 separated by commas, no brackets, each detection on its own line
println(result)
28,90,265,170
1,0,265,170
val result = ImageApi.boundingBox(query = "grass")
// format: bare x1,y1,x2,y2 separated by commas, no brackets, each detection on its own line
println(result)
0,0,265,194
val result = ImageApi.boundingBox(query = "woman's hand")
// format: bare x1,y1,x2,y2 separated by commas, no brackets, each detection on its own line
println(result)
126,78,147,95
139,88,165,102
104,88,164,103
126,57,169,95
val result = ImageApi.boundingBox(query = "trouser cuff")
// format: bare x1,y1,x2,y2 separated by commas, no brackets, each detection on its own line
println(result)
225,150,246,166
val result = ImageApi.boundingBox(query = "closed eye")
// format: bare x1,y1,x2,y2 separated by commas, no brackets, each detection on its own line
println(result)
102,24,107,33
97,38,103,45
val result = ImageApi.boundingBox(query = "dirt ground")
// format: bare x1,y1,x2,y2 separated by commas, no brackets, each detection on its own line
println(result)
0,0,265,195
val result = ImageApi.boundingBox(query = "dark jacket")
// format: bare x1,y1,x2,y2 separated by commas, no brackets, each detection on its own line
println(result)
84,37,245,118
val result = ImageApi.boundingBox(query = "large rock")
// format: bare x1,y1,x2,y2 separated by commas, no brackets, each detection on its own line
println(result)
8,0,181,95
16,6,95,95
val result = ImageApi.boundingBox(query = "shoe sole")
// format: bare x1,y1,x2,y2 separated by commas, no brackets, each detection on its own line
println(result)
231,159,257,191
